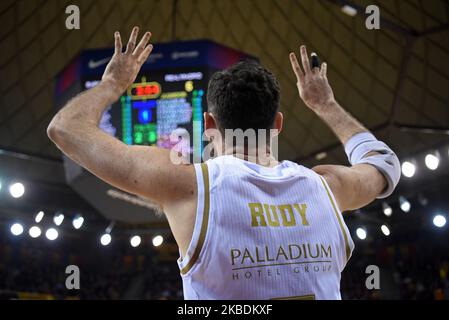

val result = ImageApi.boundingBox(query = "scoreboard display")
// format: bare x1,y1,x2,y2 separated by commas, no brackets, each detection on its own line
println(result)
55,40,254,223
85,68,208,161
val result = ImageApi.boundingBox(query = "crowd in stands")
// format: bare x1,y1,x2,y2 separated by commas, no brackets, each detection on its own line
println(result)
0,232,448,300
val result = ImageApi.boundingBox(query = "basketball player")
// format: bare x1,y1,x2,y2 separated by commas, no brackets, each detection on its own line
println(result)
48,27,401,299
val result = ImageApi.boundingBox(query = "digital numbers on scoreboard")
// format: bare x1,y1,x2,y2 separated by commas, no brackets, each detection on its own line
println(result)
84,68,207,159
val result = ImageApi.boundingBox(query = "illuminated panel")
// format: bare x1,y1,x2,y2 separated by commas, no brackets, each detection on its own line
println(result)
128,79,161,100
84,70,207,158
121,96,132,145
192,90,204,161
156,97,192,150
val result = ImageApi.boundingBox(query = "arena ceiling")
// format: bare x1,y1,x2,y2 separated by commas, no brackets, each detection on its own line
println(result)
0,0,448,224
1,0,448,163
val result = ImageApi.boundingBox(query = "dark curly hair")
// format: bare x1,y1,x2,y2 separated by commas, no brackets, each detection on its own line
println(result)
207,60,280,132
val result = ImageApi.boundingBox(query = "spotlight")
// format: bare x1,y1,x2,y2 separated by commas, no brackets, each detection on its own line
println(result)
100,233,112,246
401,161,416,178
10,223,24,236
53,212,64,226
9,182,25,198
45,228,59,241
29,226,42,238
425,153,439,170
72,214,84,229
399,196,411,212
382,202,392,217
152,235,163,247
130,235,141,248
433,215,446,228
341,5,357,16
381,225,390,236
35,211,44,223
356,227,367,240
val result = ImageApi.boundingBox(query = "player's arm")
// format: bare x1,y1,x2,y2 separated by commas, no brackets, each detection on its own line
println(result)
47,27,196,210
289,46,401,212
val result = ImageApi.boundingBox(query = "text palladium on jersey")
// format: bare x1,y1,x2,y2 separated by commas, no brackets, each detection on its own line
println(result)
230,242,333,266
229,242,334,280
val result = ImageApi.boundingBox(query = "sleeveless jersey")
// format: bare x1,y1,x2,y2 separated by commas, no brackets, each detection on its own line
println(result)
177,155,355,300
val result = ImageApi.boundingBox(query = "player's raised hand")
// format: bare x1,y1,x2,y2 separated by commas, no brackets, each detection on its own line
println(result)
102,26,153,93
289,45,335,113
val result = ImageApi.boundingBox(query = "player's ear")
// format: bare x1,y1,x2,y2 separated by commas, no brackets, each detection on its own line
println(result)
203,112,218,130
273,112,283,134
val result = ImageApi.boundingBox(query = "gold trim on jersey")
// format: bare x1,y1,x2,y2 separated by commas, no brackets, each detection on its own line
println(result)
319,176,351,262
180,163,210,275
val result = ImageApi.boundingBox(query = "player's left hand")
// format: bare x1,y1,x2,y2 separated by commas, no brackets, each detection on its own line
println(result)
102,26,153,93
289,45,335,113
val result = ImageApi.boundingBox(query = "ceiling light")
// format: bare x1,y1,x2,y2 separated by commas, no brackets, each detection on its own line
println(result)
9,182,25,198
130,235,141,248
425,153,439,170
152,235,163,247
399,196,411,213
401,161,416,178
10,223,24,236
100,233,112,246
382,202,392,217
433,215,446,228
45,228,59,241
381,225,390,236
341,5,357,16
35,211,45,223
29,226,42,238
356,227,367,240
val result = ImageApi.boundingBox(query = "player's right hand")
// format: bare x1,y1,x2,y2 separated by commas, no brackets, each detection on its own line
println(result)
289,45,335,113
101,26,153,94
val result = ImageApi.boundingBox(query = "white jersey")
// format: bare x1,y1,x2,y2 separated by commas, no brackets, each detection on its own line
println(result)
177,155,354,300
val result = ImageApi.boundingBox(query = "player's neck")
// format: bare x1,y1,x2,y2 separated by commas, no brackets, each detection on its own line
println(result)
222,145,279,167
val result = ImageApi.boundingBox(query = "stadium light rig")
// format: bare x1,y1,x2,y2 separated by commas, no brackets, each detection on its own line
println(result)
381,225,391,236
53,212,64,226
401,161,416,178
100,233,112,246
10,223,24,236
356,227,367,240
9,182,25,198
152,235,164,247
35,211,45,223
29,226,42,238
72,214,84,229
382,202,393,217
433,214,446,228
100,221,115,246
45,228,59,241
399,196,411,213
130,235,141,248
425,153,440,171
341,4,358,16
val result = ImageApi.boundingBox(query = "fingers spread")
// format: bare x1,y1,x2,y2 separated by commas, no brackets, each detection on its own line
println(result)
300,45,311,74
133,31,152,57
289,52,304,82
125,26,139,54
137,44,153,66
114,32,122,54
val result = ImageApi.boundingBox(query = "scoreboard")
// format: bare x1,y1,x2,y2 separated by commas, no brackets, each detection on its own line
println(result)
55,40,254,223
85,69,207,162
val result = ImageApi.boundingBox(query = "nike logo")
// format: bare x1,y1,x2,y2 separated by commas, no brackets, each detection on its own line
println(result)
88,57,111,69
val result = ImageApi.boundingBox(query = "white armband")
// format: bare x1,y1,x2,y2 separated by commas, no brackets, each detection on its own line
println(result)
344,132,401,199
